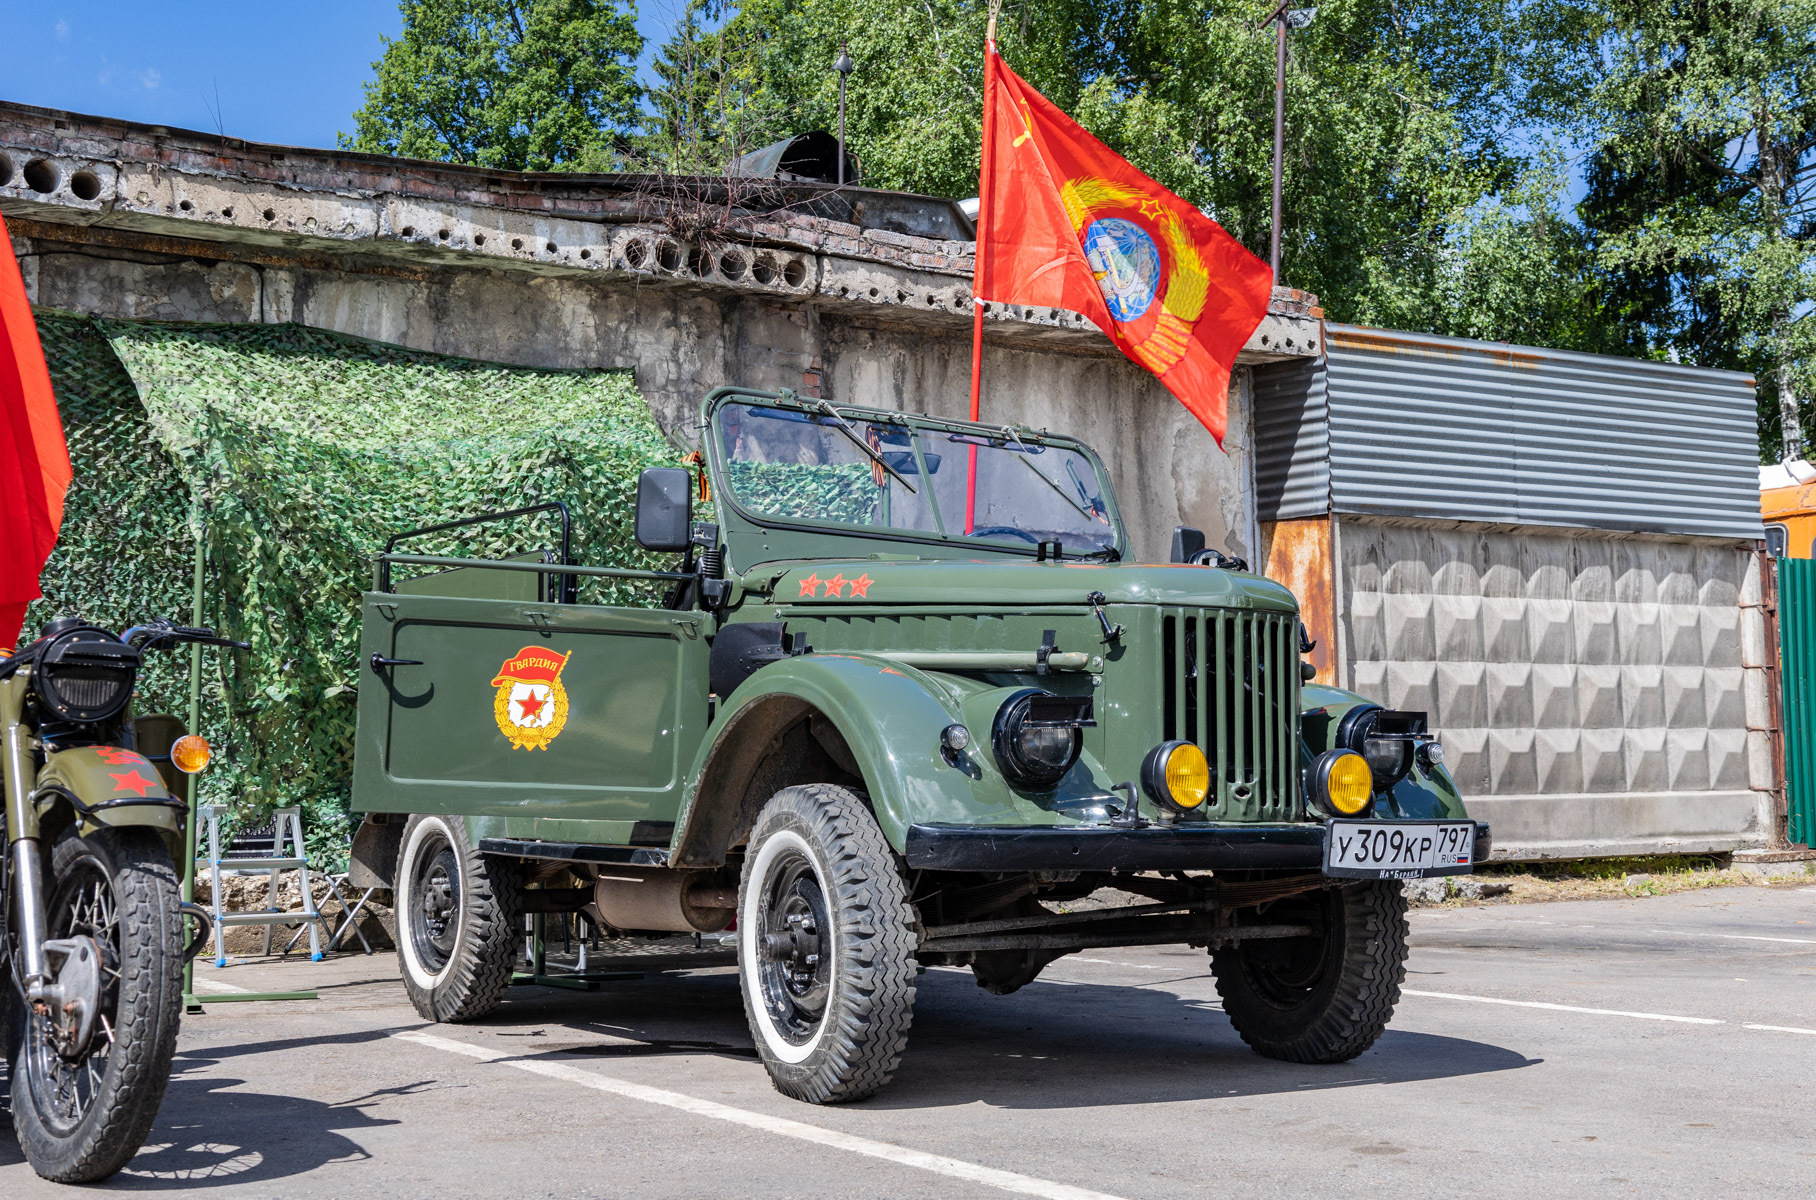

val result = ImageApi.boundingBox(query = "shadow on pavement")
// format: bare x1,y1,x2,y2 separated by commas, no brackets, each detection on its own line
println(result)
476,962,1537,1110
1,1028,409,1189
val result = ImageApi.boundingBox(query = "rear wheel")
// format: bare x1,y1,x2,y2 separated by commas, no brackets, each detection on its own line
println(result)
738,785,916,1103
1210,880,1407,1064
10,828,182,1183
395,814,521,1022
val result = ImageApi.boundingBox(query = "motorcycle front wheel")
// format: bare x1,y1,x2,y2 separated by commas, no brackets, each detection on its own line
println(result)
8,827,183,1182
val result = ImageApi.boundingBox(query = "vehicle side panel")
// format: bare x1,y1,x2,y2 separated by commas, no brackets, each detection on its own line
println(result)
352,592,710,834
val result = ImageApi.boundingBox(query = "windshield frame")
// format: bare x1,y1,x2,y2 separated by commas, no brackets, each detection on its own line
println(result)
702,388,1127,565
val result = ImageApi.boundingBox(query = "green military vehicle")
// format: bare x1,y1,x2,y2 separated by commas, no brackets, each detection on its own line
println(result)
348,387,1486,1103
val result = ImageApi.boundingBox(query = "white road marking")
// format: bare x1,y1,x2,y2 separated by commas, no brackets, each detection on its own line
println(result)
399,1030,1130,1200
1744,1024,1816,1036
1649,928,1816,946
1401,989,1724,1025
191,977,251,995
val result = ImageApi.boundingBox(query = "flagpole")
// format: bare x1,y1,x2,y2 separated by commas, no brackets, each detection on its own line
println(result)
966,15,998,535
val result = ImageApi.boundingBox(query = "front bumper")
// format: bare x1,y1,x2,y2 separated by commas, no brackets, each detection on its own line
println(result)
904,820,1492,874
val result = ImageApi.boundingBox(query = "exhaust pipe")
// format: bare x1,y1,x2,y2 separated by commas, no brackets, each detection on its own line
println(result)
591,867,736,933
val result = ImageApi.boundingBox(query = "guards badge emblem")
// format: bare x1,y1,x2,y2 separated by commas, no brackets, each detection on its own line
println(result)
490,645,572,750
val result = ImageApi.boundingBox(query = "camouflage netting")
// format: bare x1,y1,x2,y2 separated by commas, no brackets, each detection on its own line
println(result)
29,314,682,866
725,460,880,525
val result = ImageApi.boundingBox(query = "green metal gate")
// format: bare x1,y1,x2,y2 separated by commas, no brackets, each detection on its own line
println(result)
1777,557,1816,845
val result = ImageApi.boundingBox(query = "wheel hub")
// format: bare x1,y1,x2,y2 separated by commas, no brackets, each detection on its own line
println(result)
755,853,831,1043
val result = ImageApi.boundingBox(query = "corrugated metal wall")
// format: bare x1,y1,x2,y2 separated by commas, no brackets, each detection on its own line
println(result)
1254,325,1761,540
1253,355,1329,521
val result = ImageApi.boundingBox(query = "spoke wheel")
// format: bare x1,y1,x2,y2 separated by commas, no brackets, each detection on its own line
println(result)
9,828,182,1183
25,857,124,1137
739,784,916,1104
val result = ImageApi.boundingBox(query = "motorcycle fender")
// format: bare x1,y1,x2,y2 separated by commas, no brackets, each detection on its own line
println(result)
36,746,186,849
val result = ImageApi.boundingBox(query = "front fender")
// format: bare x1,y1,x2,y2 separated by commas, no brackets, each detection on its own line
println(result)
676,652,1045,863
1299,683,1469,821
36,746,186,851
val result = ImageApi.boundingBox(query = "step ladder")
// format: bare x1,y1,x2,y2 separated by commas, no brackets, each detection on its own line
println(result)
196,804,327,966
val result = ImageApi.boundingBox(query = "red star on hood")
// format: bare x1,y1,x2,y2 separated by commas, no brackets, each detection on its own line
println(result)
109,770,157,797
797,573,822,598
847,573,874,598
517,692,547,720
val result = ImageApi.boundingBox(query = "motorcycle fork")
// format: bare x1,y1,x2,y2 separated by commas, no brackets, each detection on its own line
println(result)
2,671,50,994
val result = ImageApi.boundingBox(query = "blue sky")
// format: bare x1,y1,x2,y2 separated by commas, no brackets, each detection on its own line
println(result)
0,1,690,151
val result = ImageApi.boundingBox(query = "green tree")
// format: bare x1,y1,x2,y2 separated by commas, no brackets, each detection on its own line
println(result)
343,0,645,171
1554,0,1816,459
647,0,1592,340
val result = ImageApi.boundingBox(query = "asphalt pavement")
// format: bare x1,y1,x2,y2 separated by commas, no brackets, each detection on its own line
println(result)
4,885,1814,1198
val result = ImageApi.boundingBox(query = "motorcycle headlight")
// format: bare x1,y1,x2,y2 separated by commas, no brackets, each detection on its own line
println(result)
33,626,139,725
991,690,1091,788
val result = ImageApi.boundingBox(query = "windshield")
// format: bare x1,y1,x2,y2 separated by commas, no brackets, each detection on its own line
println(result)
714,400,1120,556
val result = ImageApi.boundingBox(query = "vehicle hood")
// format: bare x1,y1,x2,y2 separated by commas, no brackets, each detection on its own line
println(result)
753,558,1298,611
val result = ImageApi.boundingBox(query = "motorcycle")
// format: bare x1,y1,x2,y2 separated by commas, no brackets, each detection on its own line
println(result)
1,616,243,1182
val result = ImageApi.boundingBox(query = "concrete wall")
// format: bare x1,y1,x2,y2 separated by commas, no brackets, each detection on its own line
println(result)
14,233,1257,566
1338,516,1774,858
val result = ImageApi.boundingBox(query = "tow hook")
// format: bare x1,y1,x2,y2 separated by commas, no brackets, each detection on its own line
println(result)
1088,592,1124,643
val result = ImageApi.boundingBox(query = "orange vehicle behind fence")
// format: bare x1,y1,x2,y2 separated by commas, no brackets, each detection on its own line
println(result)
1761,460,1816,559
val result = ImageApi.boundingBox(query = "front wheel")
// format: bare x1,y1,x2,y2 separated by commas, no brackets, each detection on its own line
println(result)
1210,880,1408,1064
738,784,916,1103
9,828,183,1183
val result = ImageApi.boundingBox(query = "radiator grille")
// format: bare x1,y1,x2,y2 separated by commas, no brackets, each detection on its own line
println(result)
1161,608,1300,818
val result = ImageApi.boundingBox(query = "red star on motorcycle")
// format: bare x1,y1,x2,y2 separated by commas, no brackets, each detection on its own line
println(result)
109,770,157,797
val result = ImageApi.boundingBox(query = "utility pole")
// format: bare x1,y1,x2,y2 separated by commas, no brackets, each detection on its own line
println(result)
834,42,854,186
1258,4,1315,280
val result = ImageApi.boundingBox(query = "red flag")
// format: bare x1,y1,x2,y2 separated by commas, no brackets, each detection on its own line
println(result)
974,44,1273,447
0,213,71,651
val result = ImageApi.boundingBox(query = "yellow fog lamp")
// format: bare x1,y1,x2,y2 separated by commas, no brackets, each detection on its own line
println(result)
1141,740,1211,813
1309,749,1374,818
170,735,212,774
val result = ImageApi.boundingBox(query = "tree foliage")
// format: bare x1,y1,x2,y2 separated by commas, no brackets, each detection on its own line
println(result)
1552,0,1816,457
342,0,644,170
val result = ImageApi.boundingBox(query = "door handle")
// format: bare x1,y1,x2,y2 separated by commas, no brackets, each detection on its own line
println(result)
370,653,424,674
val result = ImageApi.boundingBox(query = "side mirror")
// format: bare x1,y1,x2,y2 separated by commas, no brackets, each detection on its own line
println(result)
635,467,693,551
1170,526,1206,564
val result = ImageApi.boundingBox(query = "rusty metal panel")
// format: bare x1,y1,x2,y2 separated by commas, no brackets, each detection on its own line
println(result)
1322,325,1761,540
1261,516,1335,684
1252,355,1329,521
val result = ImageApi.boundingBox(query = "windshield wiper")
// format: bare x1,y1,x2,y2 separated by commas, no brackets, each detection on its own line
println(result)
996,427,1095,523
817,401,917,494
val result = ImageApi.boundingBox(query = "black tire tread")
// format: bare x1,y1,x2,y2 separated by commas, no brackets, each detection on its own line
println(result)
11,828,183,1183
399,815,522,1023
1211,880,1407,1065
740,784,916,1103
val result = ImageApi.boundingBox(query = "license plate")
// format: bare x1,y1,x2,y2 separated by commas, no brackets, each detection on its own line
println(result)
1324,820,1476,879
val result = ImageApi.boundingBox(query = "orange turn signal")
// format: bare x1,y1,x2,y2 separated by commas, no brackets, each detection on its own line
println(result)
170,735,212,774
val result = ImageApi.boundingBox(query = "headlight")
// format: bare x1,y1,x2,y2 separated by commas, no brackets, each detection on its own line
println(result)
1141,740,1211,813
991,690,1091,788
1308,749,1374,817
33,625,139,724
1337,706,1426,792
